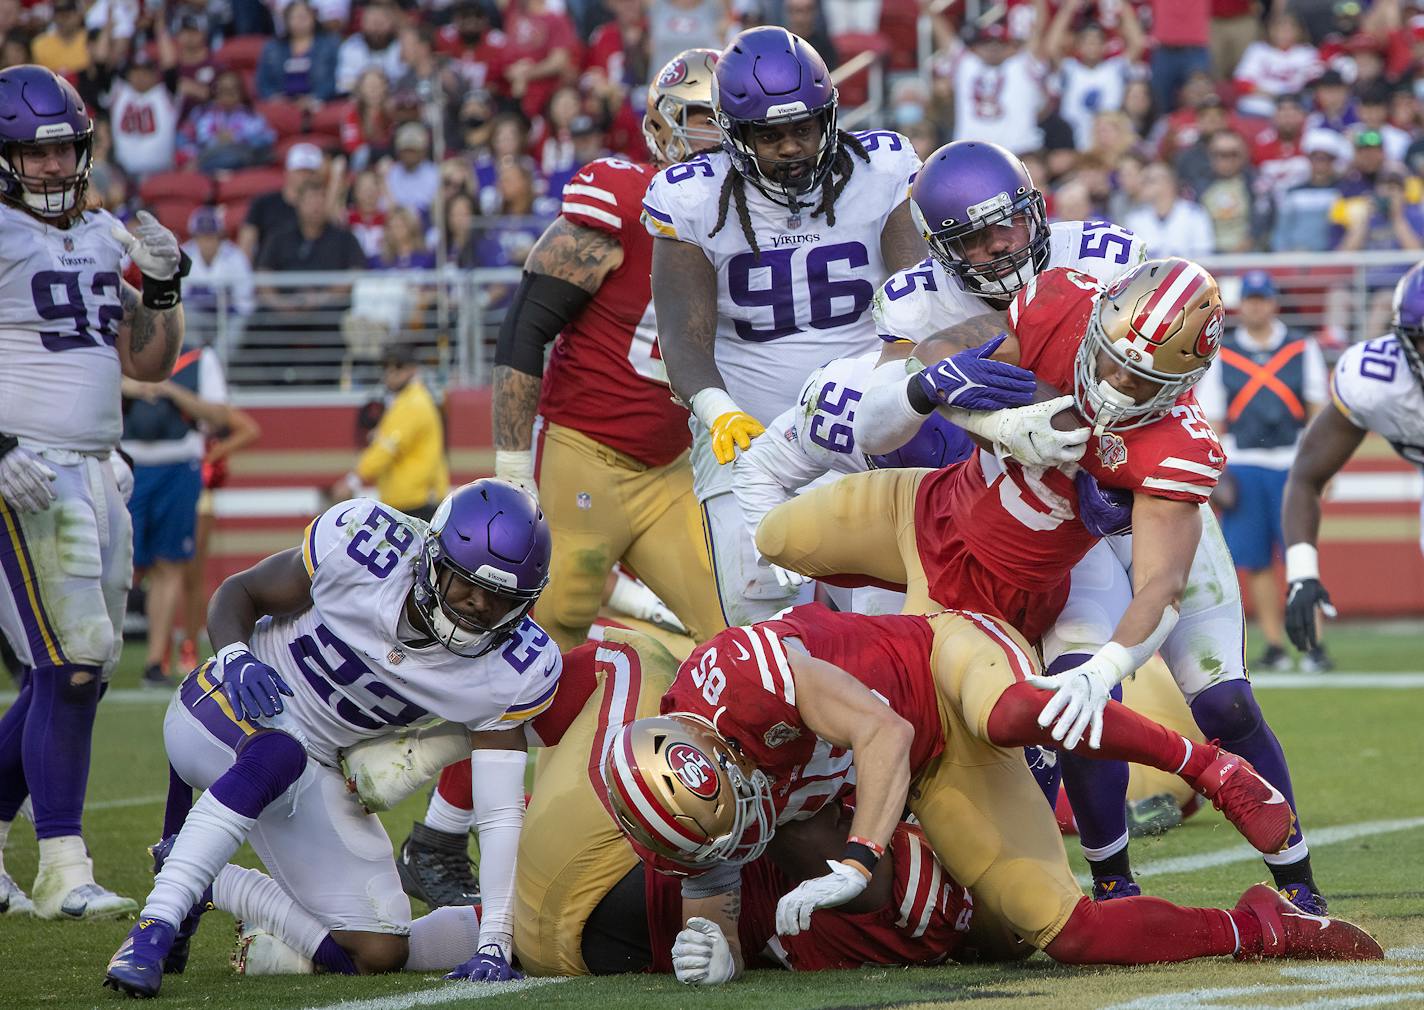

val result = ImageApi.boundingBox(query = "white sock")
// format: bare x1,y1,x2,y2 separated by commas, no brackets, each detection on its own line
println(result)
406,905,482,971
424,791,474,835
213,864,329,960
1263,840,1310,867
140,791,255,928
1081,831,1130,862
0,819,11,874
34,835,92,896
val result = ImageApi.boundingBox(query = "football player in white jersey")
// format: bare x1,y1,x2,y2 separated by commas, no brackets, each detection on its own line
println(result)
1284,262,1424,651
0,65,188,921
104,481,560,997
642,27,930,627
852,141,1328,914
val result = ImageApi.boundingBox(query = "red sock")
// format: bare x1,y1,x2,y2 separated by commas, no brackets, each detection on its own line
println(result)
1045,895,1246,964
436,758,474,811
987,682,1194,774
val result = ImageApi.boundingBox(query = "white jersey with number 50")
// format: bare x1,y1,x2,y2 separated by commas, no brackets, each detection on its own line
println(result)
1328,334,1424,469
872,219,1146,344
0,204,130,452
249,499,562,766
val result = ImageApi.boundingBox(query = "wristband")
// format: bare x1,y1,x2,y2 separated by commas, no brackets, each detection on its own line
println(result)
141,250,192,310
690,388,742,430
842,839,882,875
1285,543,1319,582
1094,641,1137,687
214,641,251,668
847,835,885,857
905,372,937,415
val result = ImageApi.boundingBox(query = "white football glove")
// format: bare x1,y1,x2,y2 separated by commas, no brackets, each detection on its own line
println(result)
111,210,181,281
493,450,537,498
774,859,869,936
956,396,1090,468
0,444,56,513
770,562,809,590
1024,644,1134,750
671,916,736,986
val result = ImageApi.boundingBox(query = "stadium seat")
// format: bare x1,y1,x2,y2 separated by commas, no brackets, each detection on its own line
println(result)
216,35,269,72
832,33,891,110
275,132,341,161
222,198,251,239
309,99,354,137
137,171,214,207
879,5,923,72
216,166,286,203
149,198,205,241
256,98,306,140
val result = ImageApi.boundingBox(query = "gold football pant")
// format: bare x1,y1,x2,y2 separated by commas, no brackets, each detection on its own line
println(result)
533,422,725,651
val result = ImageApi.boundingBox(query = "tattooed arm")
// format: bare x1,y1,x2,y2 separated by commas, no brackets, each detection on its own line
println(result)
680,885,746,980
652,235,723,404
117,282,184,382
912,310,1019,366
491,216,621,459
880,199,930,275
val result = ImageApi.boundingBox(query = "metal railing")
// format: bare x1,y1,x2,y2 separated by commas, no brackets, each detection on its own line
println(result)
200,251,1423,394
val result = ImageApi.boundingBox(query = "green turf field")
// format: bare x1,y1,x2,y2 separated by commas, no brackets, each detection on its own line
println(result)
2,623,1422,1010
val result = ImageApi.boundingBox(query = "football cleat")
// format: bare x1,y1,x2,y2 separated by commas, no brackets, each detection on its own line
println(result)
1091,874,1141,901
104,918,177,998
232,920,314,975
149,835,213,973
1253,644,1292,673
1233,883,1382,961
33,868,139,921
1280,882,1329,917
0,872,34,916
397,821,480,909
1126,792,1185,838
1300,647,1334,673
1189,745,1294,854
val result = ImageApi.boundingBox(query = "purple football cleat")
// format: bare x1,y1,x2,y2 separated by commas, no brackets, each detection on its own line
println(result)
104,918,178,998
1091,874,1142,901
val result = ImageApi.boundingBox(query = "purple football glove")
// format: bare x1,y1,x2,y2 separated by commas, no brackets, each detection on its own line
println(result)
445,947,524,983
914,334,1037,412
1075,470,1134,537
215,643,293,721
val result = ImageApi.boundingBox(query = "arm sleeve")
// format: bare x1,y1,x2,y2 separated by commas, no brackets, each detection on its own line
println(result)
493,271,593,377
468,748,526,958
855,360,932,456
680,859,743,899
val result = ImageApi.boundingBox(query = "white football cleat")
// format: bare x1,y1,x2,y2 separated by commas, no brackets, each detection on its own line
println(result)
232,921,314,975
0,872,35,916
32,863,138,920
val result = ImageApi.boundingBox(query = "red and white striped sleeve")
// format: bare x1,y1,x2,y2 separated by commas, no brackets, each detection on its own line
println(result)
559,157,649,236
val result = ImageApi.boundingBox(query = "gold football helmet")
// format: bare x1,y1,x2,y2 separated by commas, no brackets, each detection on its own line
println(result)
642,48,721,165
1075,258,1224,432
603,713,775,872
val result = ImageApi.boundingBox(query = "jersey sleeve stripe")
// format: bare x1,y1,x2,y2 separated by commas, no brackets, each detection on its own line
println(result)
1158,456,1222,478
741,626,786,703
1008,277,1036,328
913,843,944,938
759,628,797,705
959,611,1035,682
503,677,560,719
301,519,319,577
896,829,924,928
642,201,674,224
1141,476,1212,495
562,202,622,229
562,183,618,206
1329,369,1363,425
642,208,678,238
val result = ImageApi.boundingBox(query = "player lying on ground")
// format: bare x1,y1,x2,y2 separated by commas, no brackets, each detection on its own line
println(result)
606,605,1382,981
103,480,559,997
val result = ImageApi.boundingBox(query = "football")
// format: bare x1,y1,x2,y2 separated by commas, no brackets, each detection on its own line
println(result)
1033,378,1088,431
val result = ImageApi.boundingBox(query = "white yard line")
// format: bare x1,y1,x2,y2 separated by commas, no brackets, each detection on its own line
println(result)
304,976,568,1010
89,794,167,811
1077,817,1424,887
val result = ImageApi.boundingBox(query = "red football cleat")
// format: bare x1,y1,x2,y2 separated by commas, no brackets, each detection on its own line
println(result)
1190,745,1294,853
1234,883,1384,961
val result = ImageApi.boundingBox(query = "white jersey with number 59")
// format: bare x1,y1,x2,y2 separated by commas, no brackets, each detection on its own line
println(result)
872,219,1146,344
249,499,562,766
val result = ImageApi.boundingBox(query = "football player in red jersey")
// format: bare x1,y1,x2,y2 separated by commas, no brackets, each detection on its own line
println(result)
394,51,729,906
605,605,1382,983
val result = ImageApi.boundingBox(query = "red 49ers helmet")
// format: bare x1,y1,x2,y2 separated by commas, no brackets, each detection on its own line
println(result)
603,713,776,872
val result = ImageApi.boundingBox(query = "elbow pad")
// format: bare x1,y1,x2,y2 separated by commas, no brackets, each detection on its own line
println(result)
495,271,594,377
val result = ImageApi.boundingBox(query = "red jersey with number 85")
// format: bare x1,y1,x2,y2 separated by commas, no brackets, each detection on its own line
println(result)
537,157,692,467
915,267,1224,620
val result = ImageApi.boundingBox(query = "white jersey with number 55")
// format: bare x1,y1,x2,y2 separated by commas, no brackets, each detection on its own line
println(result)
872,219,1146,344
249,499,562,766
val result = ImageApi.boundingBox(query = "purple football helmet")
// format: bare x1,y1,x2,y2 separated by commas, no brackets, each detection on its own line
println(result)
867,413,975,470
412,480,551,657
713,27,838,211
910,141,1049,302
1391,260,1424,385
0,65,94,218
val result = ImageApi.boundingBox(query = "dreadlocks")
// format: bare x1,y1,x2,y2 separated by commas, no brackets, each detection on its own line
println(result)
708,130,871,261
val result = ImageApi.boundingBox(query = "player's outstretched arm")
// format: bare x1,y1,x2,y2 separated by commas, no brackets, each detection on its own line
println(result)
492,216,620,492
675,887,745,985
879,200,931,275
912,311,1017,364
207,547,314,651
1282,402,1367,554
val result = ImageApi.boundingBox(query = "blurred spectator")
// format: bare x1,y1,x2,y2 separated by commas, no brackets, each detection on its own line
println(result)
86,117,130,212
370,205,435,269
1085,109,1139,166
1233,13,1323,118
585,0,651,93
1337,125,1390,196
650,0,729,79
108,51,180,181
1272,128,1345,251
444,189,480,267
948,22,1046,155
1354,81,1411,162
783,0,839,69
1122,78,1160,140
341,67,395,172
436,0,510,94
475,161,548,305
345,167,389,260
386,120,439,217
1331,159,1424,336
472,112,537,214
503,0,582,121
1210,0,1261,80
393,23,459,112
30,0,89,75
240,141,325,261
1045,0,1144,151
1199,131,1265,251
533,85,584,182
905,119,941,161
159,13,219,121
255,181,366,343
257,0,340,104
336,0,406,95
1153,70,1219,159
1148,0,1211,112
182,206,256,359
1,34,29,70
178,69,276,172
1051,178,1096,222
1174,93,1232,197
1251,93,1310,206
1123,161,1215,257
86,0,149,42
1198,270,1328,671
1106,149,1150,223
1307,68,1357,132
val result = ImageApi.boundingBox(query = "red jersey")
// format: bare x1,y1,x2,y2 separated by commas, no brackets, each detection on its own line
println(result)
537,156,692,467
660,606,944,820
914,267,1223,636
435,26,509,93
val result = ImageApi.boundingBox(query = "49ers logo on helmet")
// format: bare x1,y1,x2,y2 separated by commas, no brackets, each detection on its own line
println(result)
666,743,720,800
1195,308,1225,359
658,58,689,87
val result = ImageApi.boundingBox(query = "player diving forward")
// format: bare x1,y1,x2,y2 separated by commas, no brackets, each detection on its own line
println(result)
103,481,560,997
606,605,1381,982
643,26,928,627
849,143,1326,911
1283,261,1424,652
0,65,189,920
